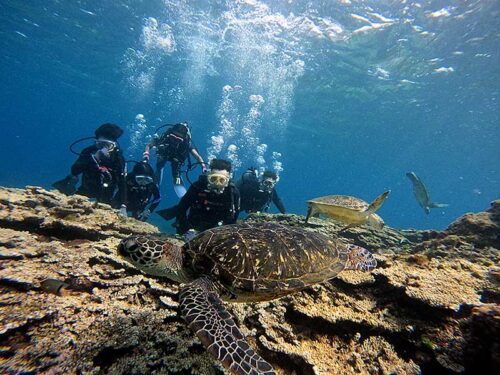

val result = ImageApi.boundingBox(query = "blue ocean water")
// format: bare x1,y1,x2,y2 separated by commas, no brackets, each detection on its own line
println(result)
0,0,498,231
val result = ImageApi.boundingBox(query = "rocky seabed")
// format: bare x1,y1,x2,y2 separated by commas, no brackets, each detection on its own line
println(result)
1,187,498,374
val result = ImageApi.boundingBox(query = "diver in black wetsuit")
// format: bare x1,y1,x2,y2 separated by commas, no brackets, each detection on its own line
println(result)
117,161,161,221
143,122,206,197
236,168,285,214
173,159,240,235
53,123,126,211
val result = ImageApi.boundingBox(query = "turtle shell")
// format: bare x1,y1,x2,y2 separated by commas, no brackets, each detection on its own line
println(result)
307,195,375,225
308,195,369,211
183,222,349,302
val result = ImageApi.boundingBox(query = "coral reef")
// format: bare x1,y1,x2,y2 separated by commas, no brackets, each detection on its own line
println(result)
1,187,498,374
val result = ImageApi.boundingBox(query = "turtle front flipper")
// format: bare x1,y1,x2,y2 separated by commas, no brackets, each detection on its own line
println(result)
305,203,319,223
342,244,377,271
179,277,276,375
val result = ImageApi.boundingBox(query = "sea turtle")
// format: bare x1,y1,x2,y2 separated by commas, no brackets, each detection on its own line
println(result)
118,222,376,375
406,172,448,214
305,191,390,230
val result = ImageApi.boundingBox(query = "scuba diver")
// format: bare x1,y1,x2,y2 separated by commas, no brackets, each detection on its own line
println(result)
236,168,286,214
171,159,240,236
143,122,206,198
53,123,126,211
116,161,161,221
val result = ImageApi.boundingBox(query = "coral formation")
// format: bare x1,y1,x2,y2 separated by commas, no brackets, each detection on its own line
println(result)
1,187,498,374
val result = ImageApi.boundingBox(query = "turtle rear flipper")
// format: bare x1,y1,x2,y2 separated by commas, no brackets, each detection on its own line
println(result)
179,277,276,375
429,202,449,209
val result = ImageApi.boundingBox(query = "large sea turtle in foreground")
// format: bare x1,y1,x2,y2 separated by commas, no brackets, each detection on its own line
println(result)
118,222,377,375
305,191,390,230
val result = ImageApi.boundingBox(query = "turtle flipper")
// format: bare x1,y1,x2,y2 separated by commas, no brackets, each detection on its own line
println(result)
179,277,276,375
429,202,449,209
342,244,377,271
366,190,390,213
305,204,319,223
305,206,312,223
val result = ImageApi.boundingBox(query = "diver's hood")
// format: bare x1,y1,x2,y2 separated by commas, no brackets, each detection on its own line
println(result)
95,123,123,141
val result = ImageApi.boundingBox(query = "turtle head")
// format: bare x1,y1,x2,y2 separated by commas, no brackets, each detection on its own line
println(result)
343,244,377,271
118,236,185,281
367,213,385,229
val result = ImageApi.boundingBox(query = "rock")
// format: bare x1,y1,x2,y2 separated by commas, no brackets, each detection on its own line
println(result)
0,186,158,241
446,200,500,248
0,186,498,374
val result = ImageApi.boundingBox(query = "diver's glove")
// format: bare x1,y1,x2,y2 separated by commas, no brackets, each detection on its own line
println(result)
138,209,151,222
118,204,128,217
95,148,110,162
143,151,150,161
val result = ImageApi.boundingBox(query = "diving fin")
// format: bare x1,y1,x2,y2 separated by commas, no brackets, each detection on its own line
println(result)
157,205,178,221
173,184,187,198
52,175,78,195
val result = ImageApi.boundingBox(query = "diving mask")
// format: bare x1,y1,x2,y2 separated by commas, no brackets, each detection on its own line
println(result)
207,170,230,193
95,138,117,152
135,175,154,186
260,178,276,192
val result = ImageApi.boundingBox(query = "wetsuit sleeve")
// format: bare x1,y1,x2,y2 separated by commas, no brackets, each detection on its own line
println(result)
115,179,128,209
176,184,197,234
115,152,127,206
147,185,161,213
149,136,159,148
70,147,93,176
226,186,240,224
272,190,286,214
234,187,241,221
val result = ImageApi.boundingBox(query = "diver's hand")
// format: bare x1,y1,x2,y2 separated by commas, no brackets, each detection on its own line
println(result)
143,151,150,161
174,177,182,185
138,209,151,221
95,148,110,162
118,204,127,217
98,166,112,182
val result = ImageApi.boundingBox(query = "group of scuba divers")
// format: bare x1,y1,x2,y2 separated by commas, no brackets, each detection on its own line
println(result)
53,122,285,238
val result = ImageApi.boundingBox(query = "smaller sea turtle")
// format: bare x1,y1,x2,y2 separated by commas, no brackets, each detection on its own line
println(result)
305,191,390,230
406,172,448,214
118,222,376,375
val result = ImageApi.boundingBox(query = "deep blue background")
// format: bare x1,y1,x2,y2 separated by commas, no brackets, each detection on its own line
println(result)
0,0,498,231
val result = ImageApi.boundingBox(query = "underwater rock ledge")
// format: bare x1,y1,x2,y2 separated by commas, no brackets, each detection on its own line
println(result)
0,186,498,374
